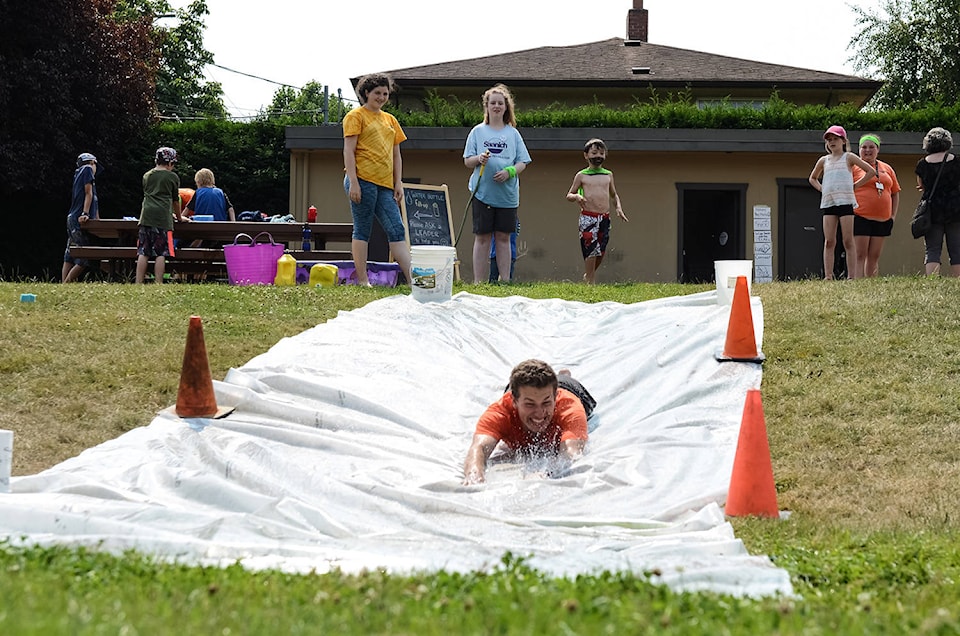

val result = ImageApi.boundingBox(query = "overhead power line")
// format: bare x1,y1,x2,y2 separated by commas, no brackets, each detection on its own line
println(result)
208,62,359,103
209,63,300,90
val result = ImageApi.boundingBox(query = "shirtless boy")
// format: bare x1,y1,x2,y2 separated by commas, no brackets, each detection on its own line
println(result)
565,138,629,283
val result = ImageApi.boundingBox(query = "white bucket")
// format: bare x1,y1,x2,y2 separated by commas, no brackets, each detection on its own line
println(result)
714,260,753,305
0,429,12,493
410,246,457,303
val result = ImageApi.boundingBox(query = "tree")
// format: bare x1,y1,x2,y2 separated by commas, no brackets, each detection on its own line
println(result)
0,0,158,277
115,0,225,119
0,0,156,188
262,81,352,125
849,0,960,108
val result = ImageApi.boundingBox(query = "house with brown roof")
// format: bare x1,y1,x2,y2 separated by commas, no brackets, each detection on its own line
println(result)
378,2,879,112
384,36,878,110
288,0,926,282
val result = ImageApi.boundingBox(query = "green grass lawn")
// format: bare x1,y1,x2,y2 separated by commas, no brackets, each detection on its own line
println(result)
2,278,960,635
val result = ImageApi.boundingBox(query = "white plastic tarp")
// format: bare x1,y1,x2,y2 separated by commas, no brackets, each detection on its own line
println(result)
0,291,791,597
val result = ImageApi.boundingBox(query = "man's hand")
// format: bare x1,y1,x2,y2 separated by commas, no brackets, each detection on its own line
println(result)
462,469,484,486
462,434,498,486
562,438,585,461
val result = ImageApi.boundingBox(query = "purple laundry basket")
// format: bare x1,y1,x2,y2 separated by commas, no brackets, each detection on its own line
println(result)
223,232,284,285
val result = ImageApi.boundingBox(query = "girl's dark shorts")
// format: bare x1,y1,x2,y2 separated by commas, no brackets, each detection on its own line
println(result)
473,199,518,235
854,216,894,237
822,204,855,217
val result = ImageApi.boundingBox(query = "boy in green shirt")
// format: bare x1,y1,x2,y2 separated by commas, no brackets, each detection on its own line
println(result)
137,147,181,284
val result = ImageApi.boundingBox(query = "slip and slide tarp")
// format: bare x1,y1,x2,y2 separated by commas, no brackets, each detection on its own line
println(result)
0,291,792,597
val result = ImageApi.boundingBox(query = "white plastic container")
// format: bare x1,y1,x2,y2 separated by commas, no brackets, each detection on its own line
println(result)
0,429,12,493
714,260,753,305
410,246,457,303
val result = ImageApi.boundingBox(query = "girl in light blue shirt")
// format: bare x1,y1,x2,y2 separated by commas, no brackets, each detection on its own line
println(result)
463,84,532,283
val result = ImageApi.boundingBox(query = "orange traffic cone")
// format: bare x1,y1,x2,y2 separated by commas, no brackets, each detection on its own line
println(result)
725,389,779,518
171,316,233,419
714,275,765,363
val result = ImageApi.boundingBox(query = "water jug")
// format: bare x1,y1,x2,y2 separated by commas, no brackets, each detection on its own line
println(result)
301,224,312,251
309,263,339,288
274,254,297,286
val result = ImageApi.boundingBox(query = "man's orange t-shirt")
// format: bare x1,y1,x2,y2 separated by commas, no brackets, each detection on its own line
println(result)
474,388,587,453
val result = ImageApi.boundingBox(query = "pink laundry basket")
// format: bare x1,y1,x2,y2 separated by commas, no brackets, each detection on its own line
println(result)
223,232,284,285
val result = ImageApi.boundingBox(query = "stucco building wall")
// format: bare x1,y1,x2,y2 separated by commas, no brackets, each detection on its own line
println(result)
289,127,927,282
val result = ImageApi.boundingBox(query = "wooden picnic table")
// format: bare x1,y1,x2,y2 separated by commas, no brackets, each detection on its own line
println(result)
78,219,355,280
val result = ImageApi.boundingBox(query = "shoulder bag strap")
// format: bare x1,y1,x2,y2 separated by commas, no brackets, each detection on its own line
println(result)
925,158,948,200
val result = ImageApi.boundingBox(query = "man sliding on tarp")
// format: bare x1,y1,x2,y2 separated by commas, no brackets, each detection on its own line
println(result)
462,359,595,485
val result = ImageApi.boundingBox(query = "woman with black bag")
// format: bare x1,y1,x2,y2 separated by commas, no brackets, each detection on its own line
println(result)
915,127,960,276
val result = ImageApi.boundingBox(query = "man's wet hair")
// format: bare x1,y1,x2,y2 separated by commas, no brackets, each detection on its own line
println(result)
583,138,607,153
509,359,558,399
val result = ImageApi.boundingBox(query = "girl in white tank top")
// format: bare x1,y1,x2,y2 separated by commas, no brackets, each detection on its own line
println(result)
808,125,877,279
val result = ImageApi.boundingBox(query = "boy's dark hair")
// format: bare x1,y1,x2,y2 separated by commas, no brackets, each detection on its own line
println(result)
583,138,607,153
509,359,558,399
355,73,396,103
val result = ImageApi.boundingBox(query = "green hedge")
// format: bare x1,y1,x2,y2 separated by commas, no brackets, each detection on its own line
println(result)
393,92,960,133
103,119,292,219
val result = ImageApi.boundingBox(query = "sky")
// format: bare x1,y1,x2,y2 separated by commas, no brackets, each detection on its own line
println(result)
170,0,885,118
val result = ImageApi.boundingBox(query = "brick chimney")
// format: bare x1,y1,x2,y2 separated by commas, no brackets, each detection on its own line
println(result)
627,0,648,42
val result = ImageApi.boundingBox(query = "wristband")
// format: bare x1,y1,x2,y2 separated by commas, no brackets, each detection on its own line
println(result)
505,165,517,179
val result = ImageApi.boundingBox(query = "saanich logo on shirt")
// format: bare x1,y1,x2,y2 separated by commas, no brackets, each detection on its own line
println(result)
483,139,508,155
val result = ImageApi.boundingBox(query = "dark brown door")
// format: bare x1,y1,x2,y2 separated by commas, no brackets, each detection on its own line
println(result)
678,184,746,283
778,180,824,280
